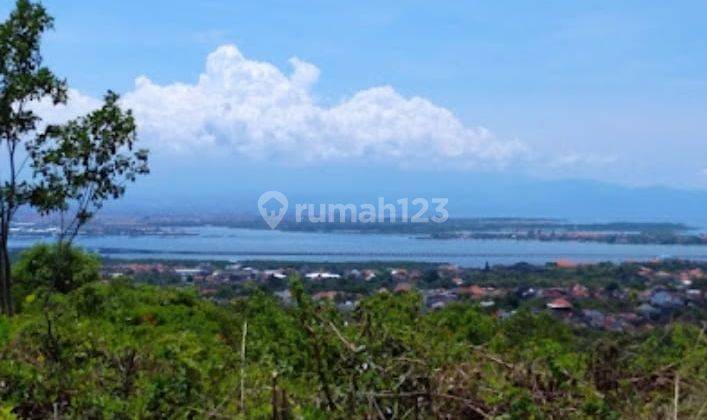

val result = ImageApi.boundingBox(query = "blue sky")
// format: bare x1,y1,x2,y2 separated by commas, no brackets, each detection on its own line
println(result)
3,1,707,216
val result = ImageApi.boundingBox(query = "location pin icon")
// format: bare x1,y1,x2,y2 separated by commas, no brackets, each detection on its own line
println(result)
258,191,288,229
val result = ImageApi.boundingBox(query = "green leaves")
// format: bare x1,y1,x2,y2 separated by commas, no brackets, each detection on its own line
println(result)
0,1,148,315
12,243,101,301
29,91,149,241
0,0,66,137
0,0,66,223
0,280,705,417
30,90,148,206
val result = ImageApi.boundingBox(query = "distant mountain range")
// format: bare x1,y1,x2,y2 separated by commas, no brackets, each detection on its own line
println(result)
96,164,707,227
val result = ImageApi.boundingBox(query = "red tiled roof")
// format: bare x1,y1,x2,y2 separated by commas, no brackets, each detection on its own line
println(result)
394,282,412,293
555,259,579,269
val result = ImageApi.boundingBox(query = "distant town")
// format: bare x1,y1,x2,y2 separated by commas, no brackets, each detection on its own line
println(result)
101,257,706,333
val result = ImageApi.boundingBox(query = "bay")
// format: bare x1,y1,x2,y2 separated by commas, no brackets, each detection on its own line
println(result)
10,226,707,267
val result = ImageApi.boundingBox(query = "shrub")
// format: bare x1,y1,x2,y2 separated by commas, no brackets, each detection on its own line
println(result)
12,244,101,309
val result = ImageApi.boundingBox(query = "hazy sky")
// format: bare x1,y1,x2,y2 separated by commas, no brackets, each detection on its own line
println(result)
3,0,707,191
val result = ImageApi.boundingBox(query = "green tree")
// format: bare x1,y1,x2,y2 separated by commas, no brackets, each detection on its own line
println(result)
12,243,100,309
0,1,148,315
30,91,149,245
0,0,66,315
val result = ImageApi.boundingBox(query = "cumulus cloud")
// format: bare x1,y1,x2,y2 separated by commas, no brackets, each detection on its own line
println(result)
30,88,102,126
36,44,528,167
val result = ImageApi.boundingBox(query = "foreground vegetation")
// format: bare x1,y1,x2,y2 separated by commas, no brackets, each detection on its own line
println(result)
0,2,705,417
1,249,705,418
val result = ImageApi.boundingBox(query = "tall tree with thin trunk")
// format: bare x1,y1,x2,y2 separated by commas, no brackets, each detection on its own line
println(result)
0,0,149,315
0,0,65,315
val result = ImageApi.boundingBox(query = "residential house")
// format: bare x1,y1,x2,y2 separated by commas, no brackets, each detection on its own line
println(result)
394,282,413,293
547,298,573,310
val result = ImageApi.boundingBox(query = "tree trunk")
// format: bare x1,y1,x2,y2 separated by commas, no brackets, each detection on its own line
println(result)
0,248,6,315
1,235,13,316
0,215,12,316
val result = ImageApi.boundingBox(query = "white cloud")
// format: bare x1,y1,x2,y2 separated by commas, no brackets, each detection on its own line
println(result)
30,88,102,126
37,44,528,167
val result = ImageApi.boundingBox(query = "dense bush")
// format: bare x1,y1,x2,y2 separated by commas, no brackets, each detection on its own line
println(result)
0,276,704,418
12,244,100,310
